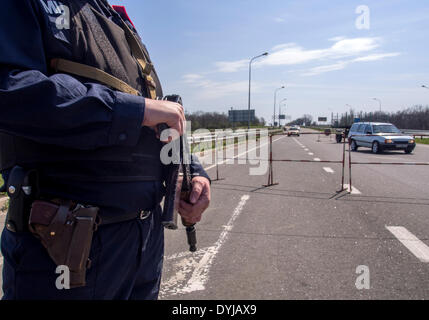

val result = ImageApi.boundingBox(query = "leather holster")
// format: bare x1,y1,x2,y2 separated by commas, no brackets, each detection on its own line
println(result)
28,200,99,288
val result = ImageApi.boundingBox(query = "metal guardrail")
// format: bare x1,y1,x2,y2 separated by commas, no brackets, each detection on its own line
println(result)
401,129,429,134
188,129,282,145
401,129,429,138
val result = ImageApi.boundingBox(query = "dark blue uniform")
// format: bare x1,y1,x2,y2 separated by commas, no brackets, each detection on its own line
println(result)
0,0,208,300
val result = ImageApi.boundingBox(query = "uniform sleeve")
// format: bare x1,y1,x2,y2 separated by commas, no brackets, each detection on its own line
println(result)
0,0,145,150
190,155,211,183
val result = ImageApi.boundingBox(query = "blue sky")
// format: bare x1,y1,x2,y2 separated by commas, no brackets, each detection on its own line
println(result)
114,0,429,124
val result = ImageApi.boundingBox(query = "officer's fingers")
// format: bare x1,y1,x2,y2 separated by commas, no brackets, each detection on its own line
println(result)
169,116,182,137
190,181,204,204
182,119,187,135
179,201,204,224
178,200,194,218
193,195,210,213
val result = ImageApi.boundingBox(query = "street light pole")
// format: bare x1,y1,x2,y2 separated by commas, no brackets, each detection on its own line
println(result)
373,98,382,112
248,52,269,130
273,86,285,127
279,98,287,127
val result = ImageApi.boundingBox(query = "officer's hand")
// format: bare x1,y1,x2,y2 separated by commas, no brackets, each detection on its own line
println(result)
143,98,186,139
179,176,211,224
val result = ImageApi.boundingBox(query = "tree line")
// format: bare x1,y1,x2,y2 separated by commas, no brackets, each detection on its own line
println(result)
287,114,315,127
336,105,429,129
186,111,266,130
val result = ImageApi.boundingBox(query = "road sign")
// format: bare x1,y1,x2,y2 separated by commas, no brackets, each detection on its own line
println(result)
318,117,328,122
279,115,286,120
228,109,255,123
354,118,361,123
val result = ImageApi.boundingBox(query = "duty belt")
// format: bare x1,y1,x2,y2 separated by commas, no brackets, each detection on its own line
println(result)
6,203,155,233
4,166,156,233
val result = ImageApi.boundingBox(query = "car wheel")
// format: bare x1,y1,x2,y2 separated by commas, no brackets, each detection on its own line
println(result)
372,141,381,154
405,147,414,154
350,140,358,151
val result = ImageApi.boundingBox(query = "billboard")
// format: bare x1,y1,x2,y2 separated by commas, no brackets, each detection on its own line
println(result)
228,109,255,123
318,117,328,122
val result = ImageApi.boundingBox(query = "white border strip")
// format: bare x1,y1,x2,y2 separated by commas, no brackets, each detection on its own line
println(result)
386,226,429,263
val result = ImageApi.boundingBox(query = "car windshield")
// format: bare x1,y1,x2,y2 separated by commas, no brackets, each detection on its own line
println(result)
290,128,299,130
372,125,401,134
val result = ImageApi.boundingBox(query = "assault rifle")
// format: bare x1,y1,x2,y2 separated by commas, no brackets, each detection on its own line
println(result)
158,95,197,252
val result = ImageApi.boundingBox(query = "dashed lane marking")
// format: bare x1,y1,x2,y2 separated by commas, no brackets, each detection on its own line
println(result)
314,158,321,162
308,153,314,156
323,167,335,174
386,226,429,263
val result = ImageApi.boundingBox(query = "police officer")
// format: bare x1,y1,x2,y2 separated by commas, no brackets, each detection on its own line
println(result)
0,0,211,300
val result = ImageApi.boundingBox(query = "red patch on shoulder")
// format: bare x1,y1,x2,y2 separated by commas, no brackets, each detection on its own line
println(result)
112,5,136,29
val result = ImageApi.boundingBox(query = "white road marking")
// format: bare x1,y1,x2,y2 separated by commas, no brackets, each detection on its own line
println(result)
304,148,309,151
177,194,250,293
292,137,302,146
372,156,413,162
314,158,321,162
165,247,210,261
386,226,429,263
203,136,285,171
308,153,314,156
343,184,361,195
323,167,334,174
160,195,251,297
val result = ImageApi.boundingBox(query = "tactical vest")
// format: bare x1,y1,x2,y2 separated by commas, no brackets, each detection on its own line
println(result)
0,1,165,182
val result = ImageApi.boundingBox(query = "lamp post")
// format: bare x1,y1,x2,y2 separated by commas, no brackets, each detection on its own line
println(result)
373,98,382,112
248,52,269,130
279,98,287,127
273,86,285,127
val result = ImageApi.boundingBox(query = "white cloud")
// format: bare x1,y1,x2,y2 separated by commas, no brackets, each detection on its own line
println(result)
329,37,379,56
215,59,249,73
302,52,400,76
183,73,204,83
302,61,349,76
181,73,272,100
214,37,396,73
353,52,401,62
329,36,347,42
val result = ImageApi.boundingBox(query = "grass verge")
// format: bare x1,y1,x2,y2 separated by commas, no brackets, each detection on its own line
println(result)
416,138,429,145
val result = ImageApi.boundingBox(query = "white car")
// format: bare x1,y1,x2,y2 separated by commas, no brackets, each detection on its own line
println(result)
348,122,416,154
287,127,300,137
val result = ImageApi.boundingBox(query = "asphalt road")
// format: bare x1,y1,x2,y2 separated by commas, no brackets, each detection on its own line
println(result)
1,129,428,299
160,129,429,300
